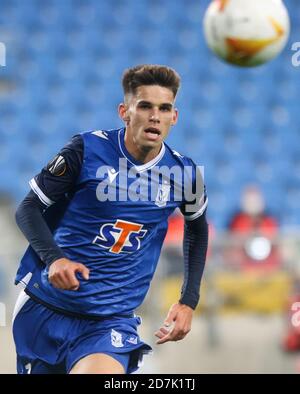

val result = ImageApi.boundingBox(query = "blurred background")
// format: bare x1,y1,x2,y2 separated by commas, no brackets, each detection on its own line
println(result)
0,0,300,373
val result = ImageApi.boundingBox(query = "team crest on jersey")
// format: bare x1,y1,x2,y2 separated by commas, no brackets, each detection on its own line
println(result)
93,219,147,254
155,181,171,207
47,155,66,176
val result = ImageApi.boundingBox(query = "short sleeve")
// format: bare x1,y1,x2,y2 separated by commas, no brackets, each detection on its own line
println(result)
29,134,84,208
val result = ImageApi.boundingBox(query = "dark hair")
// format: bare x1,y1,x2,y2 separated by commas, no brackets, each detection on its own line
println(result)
122,64,181,98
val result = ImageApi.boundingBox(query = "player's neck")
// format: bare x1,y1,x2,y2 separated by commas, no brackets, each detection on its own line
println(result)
124,131,162,164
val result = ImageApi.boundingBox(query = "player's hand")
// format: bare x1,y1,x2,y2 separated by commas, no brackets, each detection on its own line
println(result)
48,258,90,291
155,303,193,345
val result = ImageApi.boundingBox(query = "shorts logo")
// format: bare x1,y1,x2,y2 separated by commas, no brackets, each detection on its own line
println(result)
93,220,147,254
126,336,138,345
111,329,123,348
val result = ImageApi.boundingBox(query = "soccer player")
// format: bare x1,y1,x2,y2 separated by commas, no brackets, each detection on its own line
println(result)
13,65,209,374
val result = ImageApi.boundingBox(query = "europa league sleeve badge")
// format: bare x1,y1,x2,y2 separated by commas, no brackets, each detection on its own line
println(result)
47,155,67,177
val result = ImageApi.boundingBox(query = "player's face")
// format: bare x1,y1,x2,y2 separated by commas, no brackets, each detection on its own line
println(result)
119,85,178,159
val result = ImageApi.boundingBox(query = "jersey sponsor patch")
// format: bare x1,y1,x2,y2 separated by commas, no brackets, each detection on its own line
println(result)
93,219,147,254
47,155,67,176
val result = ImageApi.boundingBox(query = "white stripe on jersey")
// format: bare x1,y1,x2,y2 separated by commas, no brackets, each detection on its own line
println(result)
29,178,54,207
184,196,208,221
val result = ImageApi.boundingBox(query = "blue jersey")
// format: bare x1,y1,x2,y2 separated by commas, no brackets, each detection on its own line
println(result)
15,128,207,318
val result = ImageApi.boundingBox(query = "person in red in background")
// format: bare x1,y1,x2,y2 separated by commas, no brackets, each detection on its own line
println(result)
229,184,278,237
227,184,280,272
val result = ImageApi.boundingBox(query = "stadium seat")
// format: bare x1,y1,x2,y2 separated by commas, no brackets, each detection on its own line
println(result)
0,0,298,228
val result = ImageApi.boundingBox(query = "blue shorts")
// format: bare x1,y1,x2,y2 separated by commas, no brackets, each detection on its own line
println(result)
12,293,152,374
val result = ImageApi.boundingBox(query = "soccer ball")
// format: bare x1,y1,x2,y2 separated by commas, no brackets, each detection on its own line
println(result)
203,0,290,67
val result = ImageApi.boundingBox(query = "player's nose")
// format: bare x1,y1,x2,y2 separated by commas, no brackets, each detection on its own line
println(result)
149,110,160,122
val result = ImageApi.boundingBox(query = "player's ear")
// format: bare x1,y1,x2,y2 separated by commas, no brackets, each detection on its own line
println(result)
118,103,130,124
171,108,178,126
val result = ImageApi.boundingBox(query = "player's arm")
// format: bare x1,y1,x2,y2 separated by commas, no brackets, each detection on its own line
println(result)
179,206,209,309
155,209,208,344
16,190,66,266
15,135,89,290
155,166,208,344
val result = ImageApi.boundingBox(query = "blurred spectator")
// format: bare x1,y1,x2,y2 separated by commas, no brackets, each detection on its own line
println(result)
226,185,280,272
229,185,278,236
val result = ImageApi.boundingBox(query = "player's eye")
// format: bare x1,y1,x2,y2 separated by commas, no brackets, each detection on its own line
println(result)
160,106,172,112
138,103,152,109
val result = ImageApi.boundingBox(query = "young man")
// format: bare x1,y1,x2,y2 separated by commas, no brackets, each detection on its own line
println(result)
13,65,209,374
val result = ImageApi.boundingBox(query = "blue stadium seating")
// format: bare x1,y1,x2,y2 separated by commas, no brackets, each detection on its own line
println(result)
0,0,298,229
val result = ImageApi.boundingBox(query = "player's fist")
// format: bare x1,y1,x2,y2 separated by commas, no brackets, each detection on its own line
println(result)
155,303,193,345
48,258,90,291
